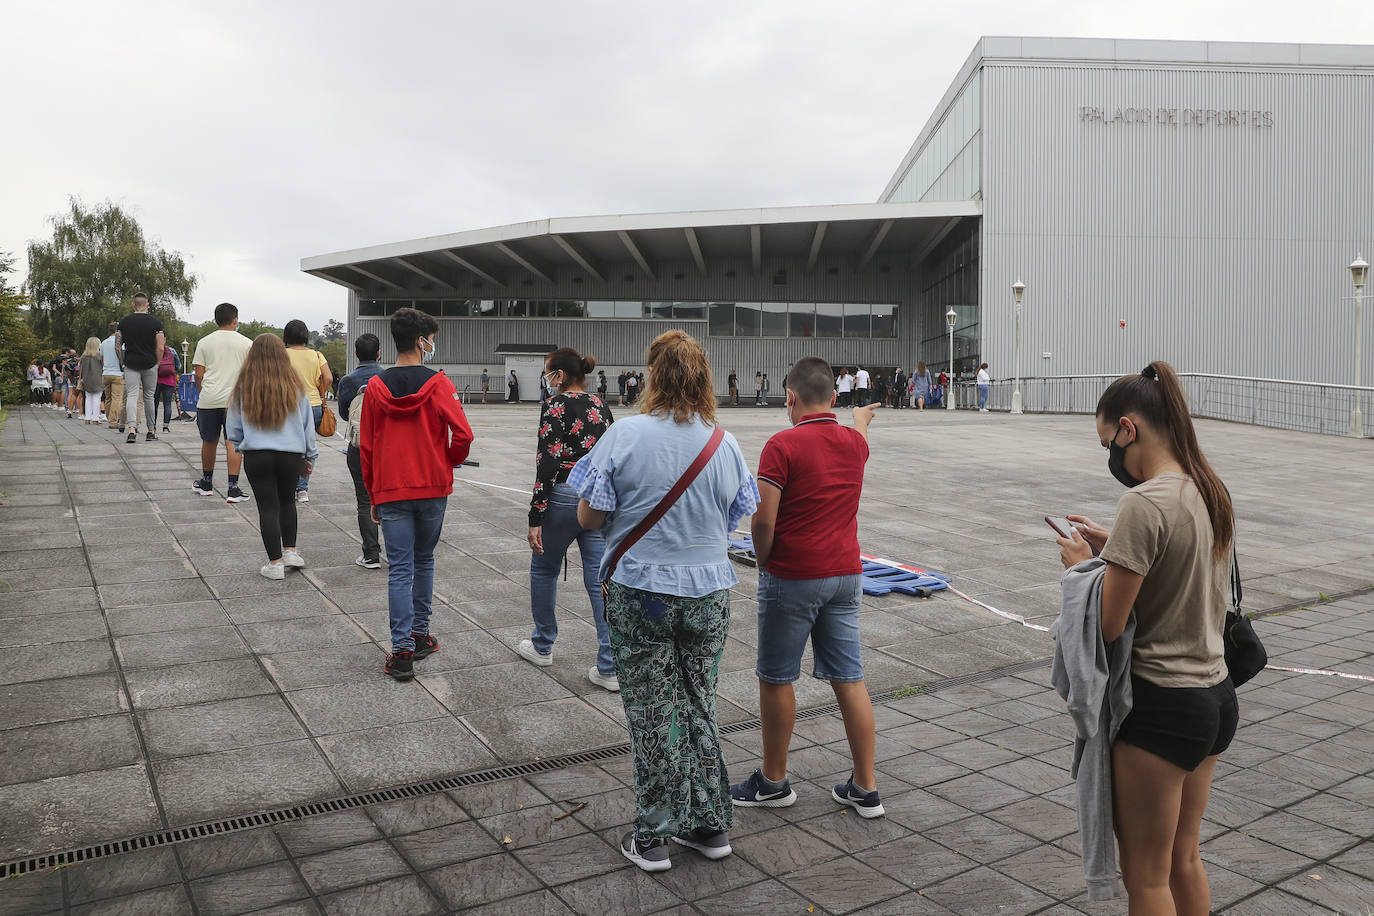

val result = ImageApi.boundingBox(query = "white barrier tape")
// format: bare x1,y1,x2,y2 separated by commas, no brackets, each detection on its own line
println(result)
458,478,530,495
945,585,1052,632
1265,664,1374,682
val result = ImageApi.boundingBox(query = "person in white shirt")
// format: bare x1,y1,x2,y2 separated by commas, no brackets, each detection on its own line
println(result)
192,303,255,501
853,367,871,407
836,368,853,408
977,363,991,411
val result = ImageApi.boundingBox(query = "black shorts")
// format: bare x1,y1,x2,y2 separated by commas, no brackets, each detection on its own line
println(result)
197,407,228,443
1117,674,1238,771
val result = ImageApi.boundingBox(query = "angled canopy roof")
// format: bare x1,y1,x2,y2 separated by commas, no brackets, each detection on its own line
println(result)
301,200,980,293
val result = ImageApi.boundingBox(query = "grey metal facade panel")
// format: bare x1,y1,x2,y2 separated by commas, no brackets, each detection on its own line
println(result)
978,62,1374,386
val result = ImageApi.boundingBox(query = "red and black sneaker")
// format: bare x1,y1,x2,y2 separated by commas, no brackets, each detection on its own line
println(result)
384,650,414,681
412,634,439,661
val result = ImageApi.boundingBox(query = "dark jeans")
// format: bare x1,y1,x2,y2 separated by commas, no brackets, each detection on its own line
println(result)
529,484,613,674
346,447,380,562
296,404,324,491
243,450,300,561
155,383,176,426
854,388,869,407
380,497,447,652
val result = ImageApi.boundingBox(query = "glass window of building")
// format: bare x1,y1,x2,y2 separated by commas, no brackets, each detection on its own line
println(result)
814,303,843,338
709,302,735,337
646,301,674,319
614,301,645,319
359,299,384,316
734,302,762,336
415,300,441,316
871,304,898,338
385,300,412,315
844,304,870,338
673,302,706,321
585,300,615,318
789,303,815,338
760,302,787,337
440,300,468,317
553,300,584,317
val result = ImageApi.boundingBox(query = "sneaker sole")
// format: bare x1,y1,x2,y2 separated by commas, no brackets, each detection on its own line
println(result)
671,837,732,860
831,789,885,818
385,670,414,681
225,496,251,503
621,846,671,872
192,486,215,496
412,646,437,661
731,790,797,808
517,649,553,667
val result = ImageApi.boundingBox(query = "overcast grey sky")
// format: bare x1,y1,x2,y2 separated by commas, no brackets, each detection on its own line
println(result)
5,0,1372,331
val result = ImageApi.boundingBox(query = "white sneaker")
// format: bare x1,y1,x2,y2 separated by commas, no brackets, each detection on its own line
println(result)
516,639,553,667
354,555,382,569
588,667,620,692
259,563,285,580
282,550,305,569
295,490,310,503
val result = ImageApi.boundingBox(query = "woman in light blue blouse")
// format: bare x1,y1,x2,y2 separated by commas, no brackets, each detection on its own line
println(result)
571,330,759,874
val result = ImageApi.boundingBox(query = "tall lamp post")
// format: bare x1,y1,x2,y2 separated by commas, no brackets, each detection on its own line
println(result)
1350,255,1368,438
181,339,190,372
1010,280,1026,415
945,307,957,411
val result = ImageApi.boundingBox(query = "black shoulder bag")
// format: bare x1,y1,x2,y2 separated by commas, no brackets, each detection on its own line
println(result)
1224,546,1267,687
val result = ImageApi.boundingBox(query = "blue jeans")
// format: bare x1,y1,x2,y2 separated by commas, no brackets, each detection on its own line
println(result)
529,484,613,674
380,497,447,652
296,405,324,491
978,384,989,408
756,570,864,684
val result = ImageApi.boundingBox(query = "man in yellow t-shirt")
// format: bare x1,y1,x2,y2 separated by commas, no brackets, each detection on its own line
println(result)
192,303,254,502
283,319,333,503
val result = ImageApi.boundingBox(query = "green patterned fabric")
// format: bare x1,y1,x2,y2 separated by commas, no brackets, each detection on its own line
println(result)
604,581,734,843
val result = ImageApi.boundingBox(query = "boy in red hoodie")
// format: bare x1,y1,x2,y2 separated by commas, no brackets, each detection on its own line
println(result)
360,308,473,680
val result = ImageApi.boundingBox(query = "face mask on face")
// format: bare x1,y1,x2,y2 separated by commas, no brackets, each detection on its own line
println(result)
1107,424,1143,488
420,336,436,363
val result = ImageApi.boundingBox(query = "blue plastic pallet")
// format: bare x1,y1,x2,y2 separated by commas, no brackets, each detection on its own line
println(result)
727,534,949,596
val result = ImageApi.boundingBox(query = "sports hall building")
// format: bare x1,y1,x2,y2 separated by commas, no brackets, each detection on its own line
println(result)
304,37,1374,399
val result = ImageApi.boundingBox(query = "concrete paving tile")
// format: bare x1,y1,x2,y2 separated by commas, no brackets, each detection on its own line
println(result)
994,841,1092,900
785,857,910,914
190,861,310,916
567,786,637,833
461,697,626,761
986,795,1079,842
138,695,306,758
1201,830,1313,885
392,820,500,869
478,802,590,850
178,828,286,878
237,614,370,654
460,889,574,916
449,778,551,819
921,864,1056,915
868,788,973,834
928,736,1022,770
0,566,93,593
69,884,195,916
66,847,180,904
0,673,125,730
1241,810,1363,860
983,756,1074,795
317,717,498,791
419,662,573,716
0,765,159,859
286,679,449,735
87,558,199,584
926,773,1031,814
260,644,384,690
0,867,64,916
875,751,968,790
297,839,410,895
425,852,542,910
926,814,1041,865
152,740,343,825
796,806,912,854
527,764,625,801
0,585,99,616
0,714,141,787
554,866,681,914
274,811,381,857
364,792,469,837
202,572,319,600
319,875,443,916
98,578,213,608
113,626,250,669
865,833,979,890
1222,888,1329,915
728,822,844,874
0,638,116,686
106,600,230,636
513,831,624,885
124,656,276,708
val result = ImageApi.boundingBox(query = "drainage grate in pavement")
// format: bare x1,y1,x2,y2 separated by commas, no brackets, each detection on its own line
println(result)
0,656,1051,880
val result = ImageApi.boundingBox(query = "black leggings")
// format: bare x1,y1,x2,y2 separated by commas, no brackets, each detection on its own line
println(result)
243,450,300,561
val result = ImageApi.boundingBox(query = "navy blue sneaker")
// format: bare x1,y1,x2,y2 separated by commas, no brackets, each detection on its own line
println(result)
832,774,885,818
672,827,732,860
730,768,797,808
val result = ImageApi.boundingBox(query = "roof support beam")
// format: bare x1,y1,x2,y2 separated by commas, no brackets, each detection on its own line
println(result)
805,222,828,274
307,269,366,292
349,264,405,290
683,227,707,277
439,249,502,286
750,225,762,275
855,219,895,272
394,257,456,291
550,234,605,283
493,241,553,284
914,217,962,263
617,230,656,280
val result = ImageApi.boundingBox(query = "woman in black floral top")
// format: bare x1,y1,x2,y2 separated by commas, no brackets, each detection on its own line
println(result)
520,347,618,689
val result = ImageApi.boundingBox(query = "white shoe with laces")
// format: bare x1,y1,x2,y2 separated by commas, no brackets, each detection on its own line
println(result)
587,667,620,692
516,639,553,667
259,563,285,580
282,550,305,569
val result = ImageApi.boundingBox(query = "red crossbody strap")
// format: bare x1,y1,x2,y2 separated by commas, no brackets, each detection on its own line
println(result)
603,425,725,582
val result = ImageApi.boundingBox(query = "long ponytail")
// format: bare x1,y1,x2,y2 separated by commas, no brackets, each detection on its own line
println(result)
1096,361,1234,560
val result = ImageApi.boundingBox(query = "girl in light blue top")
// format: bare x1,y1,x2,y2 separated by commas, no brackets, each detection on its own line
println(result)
570,330,758,874
226,334,319,581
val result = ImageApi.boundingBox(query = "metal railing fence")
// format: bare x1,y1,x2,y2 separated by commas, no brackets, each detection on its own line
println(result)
950,374,1374,438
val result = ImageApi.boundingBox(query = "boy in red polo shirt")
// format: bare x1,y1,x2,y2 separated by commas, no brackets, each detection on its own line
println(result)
729,356,884,817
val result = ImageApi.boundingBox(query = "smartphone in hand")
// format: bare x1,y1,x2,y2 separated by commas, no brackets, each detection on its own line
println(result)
1045,516,1080,539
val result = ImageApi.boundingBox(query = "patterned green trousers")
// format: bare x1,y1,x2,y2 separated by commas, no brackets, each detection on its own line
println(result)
604,581,734,843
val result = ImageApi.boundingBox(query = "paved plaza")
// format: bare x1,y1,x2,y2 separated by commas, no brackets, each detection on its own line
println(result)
0,402,1371,914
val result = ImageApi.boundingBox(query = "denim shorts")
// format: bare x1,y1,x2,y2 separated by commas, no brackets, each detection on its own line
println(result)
756,570,864,684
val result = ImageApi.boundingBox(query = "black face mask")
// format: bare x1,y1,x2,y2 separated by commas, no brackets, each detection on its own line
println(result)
1107,428,1143,488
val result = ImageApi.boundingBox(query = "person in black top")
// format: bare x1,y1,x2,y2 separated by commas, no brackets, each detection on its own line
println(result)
507,370,519,402
520,347,617,690
597,370,608,400
728,369,739,406
116,292,166,443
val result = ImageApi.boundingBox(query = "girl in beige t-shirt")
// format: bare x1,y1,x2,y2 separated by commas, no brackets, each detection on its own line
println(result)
1057,360,1236,914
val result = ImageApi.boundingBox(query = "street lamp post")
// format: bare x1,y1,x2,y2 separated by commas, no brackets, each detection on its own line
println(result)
945,307,957,411
181,339,190,372
1010,280,1026,415
1350,255,1369,438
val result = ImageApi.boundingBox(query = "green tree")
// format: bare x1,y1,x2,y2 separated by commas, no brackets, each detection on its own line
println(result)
0,252,41,406
321,318,346,341
317,339,346,381
25,198,197,345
